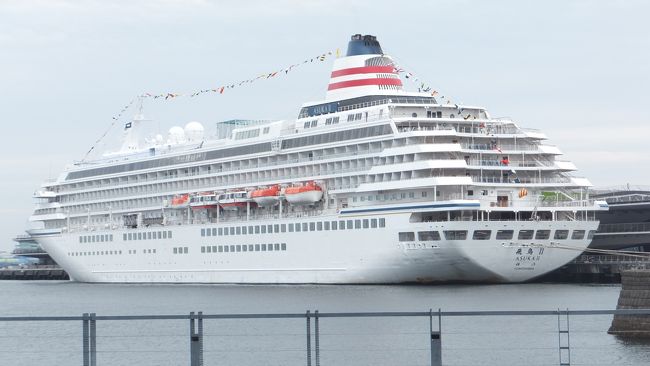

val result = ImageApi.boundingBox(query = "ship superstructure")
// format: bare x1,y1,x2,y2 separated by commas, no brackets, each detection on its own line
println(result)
27,34,608,283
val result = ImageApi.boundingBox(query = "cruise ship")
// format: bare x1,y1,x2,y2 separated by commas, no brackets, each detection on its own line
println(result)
27,34,608,283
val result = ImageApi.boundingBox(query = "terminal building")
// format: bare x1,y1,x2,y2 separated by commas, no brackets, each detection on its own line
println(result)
542,187,650,282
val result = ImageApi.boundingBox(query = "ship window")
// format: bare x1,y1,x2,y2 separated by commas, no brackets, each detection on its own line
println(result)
571,230,585,240
212,228,217,236
255,244,260,251
261,244,267,251
588,230,596,239
236,227,241,235
207,246,212,253
331,221,338,230
518,230,533,240
148,232,152,240
212,246,217,252
229,227,235,235
308,222,314,231
173,247,178,254
398,232,415,241
370,219,378,228
496,230,514,240
248,226,254,234
437,111,442,118
304,121,310,129
324,221,330,230
355,113,362,120
311,120,318,127
162,231,167,239
325,118,332,125
317,222,323,231
268,244,273,251
242,226,247,235
255,226,260,234
224,245,229,252
288,223,294,232
450,114,455,118
155,232,160,239
137,233,141,240
263,127,270,134
261,225,267,234
379,218,386,227
333,117,339,124
274,224,280,233
224,228,229,236
201,246,206,253
218,246,224,253
168,231,173,239
229,245,235,252
355,220,361,229
444,230,468,240
206,229,212,237
347,114,355,122
248,245,253,251
274,243,280,251
236,245,241,252
347,220,354,229
535,230,550,240
281,243,287,250
418,231,441,241
281,224,286,232
242,245,247,252
183,247,188,254
122,234,127,241
473,230,491,240
295,223,301,232
363,219,369,228
554,230,569,240
218,228,223,236
302,223,308,231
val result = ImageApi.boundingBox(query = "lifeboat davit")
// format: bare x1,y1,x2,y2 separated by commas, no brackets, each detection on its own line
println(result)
250,185,281,207
189,192,219,210
284,181,323,205
170,194,190,208
218,191,252,211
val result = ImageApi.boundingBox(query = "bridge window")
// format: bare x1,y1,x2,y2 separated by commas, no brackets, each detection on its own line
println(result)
571,230,585,240
518,230,533,240
473,230,492,240
444,230,467,240
496,230,514,240
535,230,550,240
554,230,569,240
398,232,415,241
418,231,441,241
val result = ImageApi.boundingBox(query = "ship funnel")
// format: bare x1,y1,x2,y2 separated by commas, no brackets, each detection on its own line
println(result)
325,34,403,101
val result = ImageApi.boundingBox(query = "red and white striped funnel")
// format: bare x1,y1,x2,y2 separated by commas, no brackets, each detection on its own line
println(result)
325,34,403,101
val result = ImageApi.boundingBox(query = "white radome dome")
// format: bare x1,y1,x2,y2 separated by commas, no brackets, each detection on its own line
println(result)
168,126,185,144
184,121,204,142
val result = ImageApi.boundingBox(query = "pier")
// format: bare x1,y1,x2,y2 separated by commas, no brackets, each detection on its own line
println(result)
0,266,69,280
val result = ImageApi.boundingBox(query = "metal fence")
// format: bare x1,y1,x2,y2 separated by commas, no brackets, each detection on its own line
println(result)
1,309,650,366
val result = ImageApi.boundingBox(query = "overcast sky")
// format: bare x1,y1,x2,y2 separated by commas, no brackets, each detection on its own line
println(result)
1,0,649,251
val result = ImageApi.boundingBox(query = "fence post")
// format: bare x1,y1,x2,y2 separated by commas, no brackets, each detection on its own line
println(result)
306,310,312,366
190,311,203,366
314,310,320,366
90,313,97,366
429,308,442,366
82,313,89,366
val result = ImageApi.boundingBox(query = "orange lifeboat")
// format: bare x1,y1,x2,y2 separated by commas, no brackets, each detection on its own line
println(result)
170,194,190,208
249,185,281,207
284,181,323,205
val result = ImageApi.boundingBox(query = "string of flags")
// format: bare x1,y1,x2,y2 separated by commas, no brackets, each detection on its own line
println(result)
139,48,339,101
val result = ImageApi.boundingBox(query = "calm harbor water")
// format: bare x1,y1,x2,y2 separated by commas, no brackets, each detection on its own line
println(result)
0,281,648,365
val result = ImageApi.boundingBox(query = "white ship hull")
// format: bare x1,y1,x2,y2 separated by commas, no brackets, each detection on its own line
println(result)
35,207,597,284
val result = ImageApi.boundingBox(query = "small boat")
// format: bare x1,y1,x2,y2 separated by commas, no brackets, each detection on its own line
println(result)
249,185,281,207
170,194,190,208
189,192,219,210
284,181,323,205
218,191,252,211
